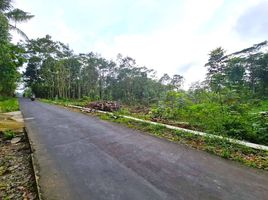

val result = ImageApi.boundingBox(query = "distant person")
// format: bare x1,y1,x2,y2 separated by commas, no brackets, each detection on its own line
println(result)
31,94,35,101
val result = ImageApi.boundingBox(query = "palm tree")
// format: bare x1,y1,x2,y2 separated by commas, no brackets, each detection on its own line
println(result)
0,0,34,39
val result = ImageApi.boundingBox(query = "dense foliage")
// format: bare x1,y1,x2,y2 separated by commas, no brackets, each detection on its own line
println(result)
23,35,183,104
0,0,33,96
0,96,18,112
151,42,268,145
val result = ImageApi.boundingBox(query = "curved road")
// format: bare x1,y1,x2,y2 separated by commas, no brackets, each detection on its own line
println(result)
19,98,268,200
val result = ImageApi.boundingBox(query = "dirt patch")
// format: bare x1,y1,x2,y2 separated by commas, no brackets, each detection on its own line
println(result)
0,111,38,199
0,131,38,200
0,113,24,133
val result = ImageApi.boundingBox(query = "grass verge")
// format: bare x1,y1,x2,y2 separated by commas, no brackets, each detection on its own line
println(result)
95,112,268,170
40,98,87,107
0,96,19,113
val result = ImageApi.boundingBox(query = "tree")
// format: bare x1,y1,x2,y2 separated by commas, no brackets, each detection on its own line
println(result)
170,74,184,91
205,41,268,99
0,43,25,96
23,35,73,98
159,73,171,85
0,0,34,39
0,0,33,96
255,53,268,96
224,57,245,90
205,47,226,93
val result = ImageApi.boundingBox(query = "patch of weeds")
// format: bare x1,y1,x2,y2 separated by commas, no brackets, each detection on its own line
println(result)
0,166,8,176
0,97,19,113
2,130,15,140
144,124,164,136
100,114,127,123
40,98,87,107
221,149,231,159
0,182,7,190
115,108,131,115
99,113,113,121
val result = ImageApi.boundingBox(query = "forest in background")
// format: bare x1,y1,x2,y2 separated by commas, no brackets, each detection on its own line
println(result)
0,0,268,146
21,36,268,146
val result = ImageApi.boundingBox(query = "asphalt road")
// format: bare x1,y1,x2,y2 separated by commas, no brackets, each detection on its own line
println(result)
19,98,268,200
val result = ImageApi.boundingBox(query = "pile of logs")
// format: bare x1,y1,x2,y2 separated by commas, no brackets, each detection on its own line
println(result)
85,101,120,112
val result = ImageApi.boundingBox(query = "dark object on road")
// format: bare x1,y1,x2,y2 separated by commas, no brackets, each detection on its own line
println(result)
86,101,120,112
30,94,35,101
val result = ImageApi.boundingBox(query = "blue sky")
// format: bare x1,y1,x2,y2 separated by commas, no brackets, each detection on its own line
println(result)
13,0,268,88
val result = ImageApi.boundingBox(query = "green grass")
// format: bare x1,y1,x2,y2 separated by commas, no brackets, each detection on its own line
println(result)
250,100,268,113
97,112,268,170
0,96,19,113
2,130,15,140
40,98,88,107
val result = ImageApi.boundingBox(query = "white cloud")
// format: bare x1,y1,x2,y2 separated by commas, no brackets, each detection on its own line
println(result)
12,0,268,89
12,1,83,51
93,0,267,88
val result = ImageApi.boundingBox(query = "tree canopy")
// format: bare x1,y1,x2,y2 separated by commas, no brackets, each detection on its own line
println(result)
0,0,33,96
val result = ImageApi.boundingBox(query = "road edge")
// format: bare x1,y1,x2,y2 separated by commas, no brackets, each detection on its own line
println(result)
24,126,42,200
68,105,268,151
20,99,78,200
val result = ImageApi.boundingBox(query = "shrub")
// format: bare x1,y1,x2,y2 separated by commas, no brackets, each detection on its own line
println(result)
252,112,268,145
2,130,15,140
0,96,19,112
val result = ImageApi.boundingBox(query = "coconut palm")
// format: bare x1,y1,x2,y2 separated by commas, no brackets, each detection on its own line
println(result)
0,0,34,40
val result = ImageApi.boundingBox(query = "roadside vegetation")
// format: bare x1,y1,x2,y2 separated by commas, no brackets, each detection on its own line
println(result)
95,112,268,170
0,96,19,113
0,1,38,199
26,38,268,149
41,98,88,107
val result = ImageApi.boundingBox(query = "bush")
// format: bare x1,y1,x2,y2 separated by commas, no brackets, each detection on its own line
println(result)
186,103,226,133
221,113,254,140
149,91,268,145
0,96,19,112
2,130,15,140
82,96,91,101
252,112,268,145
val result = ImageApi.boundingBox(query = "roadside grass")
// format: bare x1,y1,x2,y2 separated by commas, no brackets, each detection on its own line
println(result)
40,98,87,107
0,96,19,113
115,108,151,120
96,112,268,170
2,130,16,140
41,99,268,170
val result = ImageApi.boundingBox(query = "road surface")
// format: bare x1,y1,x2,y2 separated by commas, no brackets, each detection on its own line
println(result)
19,98,268,200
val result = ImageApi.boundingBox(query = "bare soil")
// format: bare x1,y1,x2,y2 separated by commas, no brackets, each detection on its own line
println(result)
0,111,38,200
0,131,38,200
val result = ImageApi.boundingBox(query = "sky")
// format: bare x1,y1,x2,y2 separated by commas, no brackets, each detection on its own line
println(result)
13,0,268,88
